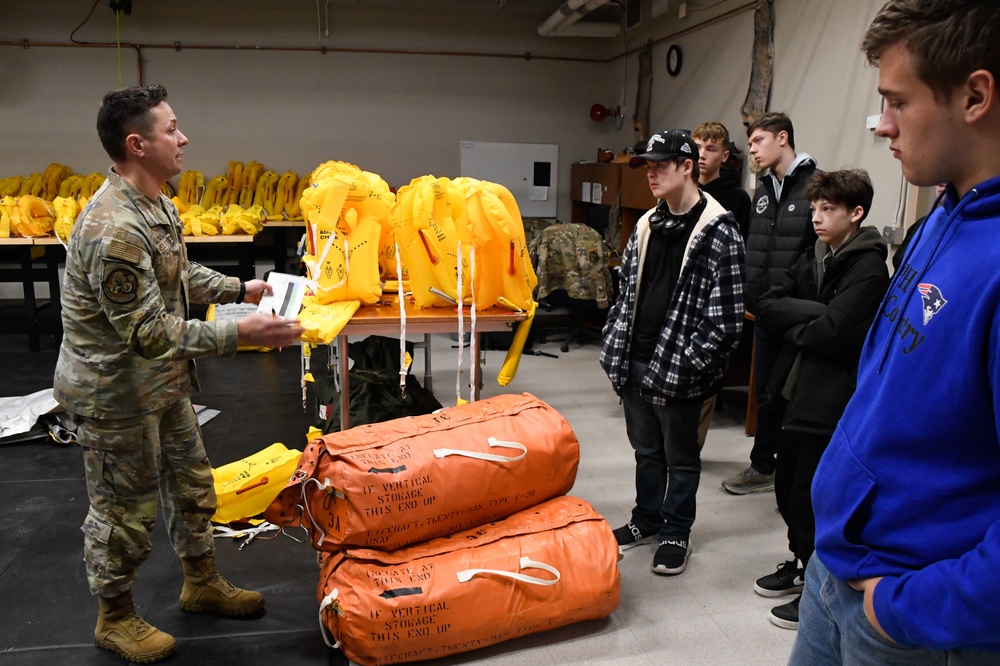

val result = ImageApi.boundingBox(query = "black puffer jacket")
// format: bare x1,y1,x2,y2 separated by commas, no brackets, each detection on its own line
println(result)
744,154,818,315
757,226,889,435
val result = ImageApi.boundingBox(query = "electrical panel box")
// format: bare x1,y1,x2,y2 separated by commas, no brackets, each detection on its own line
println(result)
883,225,905,244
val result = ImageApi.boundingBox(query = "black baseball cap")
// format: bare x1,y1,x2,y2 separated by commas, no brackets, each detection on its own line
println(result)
629,129,699,168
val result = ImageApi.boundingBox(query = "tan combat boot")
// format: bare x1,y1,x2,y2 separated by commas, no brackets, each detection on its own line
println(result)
95,593,177,663
179,551,265,616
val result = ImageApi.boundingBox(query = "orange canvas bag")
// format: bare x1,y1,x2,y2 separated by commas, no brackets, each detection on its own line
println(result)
316,495,620,666
264,393,580,551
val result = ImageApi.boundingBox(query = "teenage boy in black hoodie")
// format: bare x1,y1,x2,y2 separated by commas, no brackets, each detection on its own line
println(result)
693,121,751,240
692,121,752,448
753,169,889,630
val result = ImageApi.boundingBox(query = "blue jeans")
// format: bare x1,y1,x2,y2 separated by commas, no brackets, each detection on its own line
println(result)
621,362,702,541
791,556,1000,665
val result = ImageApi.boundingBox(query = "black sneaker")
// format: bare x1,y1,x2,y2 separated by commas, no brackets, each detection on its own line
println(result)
613,523,657,552
769,595,800,630
651,539,691,575
754,560,804,598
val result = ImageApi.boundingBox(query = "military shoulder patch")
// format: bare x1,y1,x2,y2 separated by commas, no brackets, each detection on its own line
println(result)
107,238,143,265
102,264,141,305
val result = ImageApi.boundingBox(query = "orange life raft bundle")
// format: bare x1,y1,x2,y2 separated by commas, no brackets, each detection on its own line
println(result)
316,495,620,666
264,393,580,551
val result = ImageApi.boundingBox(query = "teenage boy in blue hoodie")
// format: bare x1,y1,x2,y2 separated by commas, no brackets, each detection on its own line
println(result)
792,0,1000,662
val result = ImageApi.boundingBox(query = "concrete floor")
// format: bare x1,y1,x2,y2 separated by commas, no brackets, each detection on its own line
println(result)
0,310,796,665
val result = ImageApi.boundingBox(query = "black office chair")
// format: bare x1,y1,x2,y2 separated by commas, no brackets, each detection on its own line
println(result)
530,223,614,352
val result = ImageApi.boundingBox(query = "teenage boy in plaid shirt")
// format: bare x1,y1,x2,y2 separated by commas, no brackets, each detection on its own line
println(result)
601,129,745,575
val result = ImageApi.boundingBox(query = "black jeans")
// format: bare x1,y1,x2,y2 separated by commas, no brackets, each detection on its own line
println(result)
621,362,702,541
775,429,830,565
750,325,783,475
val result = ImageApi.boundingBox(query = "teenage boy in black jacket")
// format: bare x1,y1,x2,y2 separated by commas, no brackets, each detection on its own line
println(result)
722,112,818,495
753,169,889,630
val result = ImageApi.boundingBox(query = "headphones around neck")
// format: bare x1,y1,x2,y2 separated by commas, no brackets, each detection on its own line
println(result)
648,196,707,237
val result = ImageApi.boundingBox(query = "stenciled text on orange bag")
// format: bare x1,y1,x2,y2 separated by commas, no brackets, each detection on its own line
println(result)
316,495,620,666
264,393,580,551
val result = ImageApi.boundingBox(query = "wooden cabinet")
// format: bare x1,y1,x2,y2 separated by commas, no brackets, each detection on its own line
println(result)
569,162,658,258
619,166,656,257
570,163,621,209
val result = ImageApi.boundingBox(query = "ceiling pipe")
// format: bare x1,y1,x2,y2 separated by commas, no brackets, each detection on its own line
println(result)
538,0,620,38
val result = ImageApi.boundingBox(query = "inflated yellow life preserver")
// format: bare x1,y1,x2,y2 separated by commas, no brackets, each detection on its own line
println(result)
297,296,361,345
19,173,43,198
57,174,84,200
13,195,55,237
220,204,264,236
181,204,223,236
479,181,538,311
52,196,80,242
303,170,381,305
0,196,17,238
391,180,451,308
0,176,23,197
201,173,229,209
275,170,299,219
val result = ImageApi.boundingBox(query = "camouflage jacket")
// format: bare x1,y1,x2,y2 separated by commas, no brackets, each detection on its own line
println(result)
531,223,613,309
53,168,242,419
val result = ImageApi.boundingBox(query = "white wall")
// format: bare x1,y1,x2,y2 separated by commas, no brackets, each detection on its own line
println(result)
3,0,919,301
608,0,914,235
2,0,620,222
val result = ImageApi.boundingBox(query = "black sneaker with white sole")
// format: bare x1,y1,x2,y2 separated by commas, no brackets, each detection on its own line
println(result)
613,523,657,552
769,595,800,629
754,560,804,597
651,539,691,575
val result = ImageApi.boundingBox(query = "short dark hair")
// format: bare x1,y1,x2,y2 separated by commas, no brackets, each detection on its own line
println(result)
862,0,1000,102
806,169,874,223
670,154,700,183
97,85,169,162
746,111,795,151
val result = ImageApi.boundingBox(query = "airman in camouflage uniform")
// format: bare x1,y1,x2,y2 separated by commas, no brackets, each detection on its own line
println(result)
530,222,613,309
53,85,302,664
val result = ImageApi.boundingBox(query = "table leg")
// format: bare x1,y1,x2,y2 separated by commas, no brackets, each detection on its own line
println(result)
423,333,433,392
337,333,351,430
471,333,481,401
46,248,62,346
273,227,286,275
20,246,38,352
240,244,255,281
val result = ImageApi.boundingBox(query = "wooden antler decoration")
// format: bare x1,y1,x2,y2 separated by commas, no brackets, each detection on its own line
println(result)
633,43,652,143
740,0,774,126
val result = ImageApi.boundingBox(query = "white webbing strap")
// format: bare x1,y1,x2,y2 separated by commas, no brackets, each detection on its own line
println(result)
309,230,348,294
211,522,278,540
433,436,527,463
469,246,477,401
301,476,343,548
396,242,407,396
318,587,342,649
455,240,464,405
456,556,560,586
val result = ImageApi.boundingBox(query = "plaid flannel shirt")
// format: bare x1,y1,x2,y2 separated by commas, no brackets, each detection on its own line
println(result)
600,193,745,404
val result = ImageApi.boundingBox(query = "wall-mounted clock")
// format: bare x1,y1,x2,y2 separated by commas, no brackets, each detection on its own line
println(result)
667,44,683,77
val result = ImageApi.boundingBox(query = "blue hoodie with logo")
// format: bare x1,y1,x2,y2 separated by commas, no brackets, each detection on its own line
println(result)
812,175,1000,651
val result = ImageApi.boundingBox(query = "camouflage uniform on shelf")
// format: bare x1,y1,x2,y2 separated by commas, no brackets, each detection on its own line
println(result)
53,168,242,597
530,222,613,309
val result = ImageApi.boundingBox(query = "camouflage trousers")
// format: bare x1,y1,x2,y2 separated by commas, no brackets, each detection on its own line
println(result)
78,398,217,597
